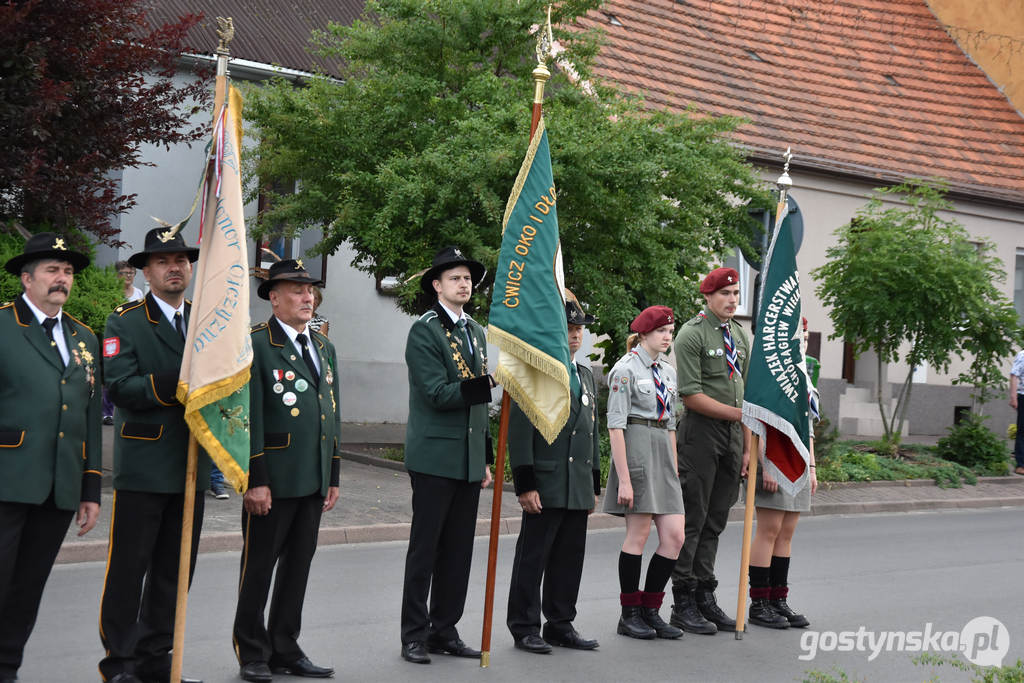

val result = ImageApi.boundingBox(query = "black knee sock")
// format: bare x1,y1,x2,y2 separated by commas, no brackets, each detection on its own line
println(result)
618,551,642,594
769,555,790,588
643,553,677,593
749,565,770,589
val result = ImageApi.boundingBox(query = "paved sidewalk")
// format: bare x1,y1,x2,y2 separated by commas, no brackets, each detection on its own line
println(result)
56,444,1024,564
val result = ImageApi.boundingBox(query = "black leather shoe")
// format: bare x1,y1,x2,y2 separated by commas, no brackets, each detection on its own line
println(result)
400,642,431,664
695,589,736,632
641,607,684,639
542,627,599,650
137,671,203,683
109,675,143,683
513,634,552,654
617,606,656,639
749,598,791,629
426,637,480,658
239,662,273,682
669,593,717,635
270,656,333,678
769,598,809,627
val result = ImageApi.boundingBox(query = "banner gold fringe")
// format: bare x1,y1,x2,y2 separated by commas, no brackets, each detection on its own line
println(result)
490,323,570,444
178,366,251,492
501,118,545,236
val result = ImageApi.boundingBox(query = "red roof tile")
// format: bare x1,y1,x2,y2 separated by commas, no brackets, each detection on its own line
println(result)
578,0,1024,203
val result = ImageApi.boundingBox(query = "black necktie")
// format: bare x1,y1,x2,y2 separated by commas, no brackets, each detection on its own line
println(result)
173,311,185,341
42,317,64,365
457,319,474,358
297,333,320,388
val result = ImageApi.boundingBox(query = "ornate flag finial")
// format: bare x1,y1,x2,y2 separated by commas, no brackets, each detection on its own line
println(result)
216,17,235,54
777,146,793,190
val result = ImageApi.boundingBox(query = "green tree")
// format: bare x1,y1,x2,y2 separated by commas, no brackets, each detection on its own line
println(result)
812,181,1021,444
243,0,768,366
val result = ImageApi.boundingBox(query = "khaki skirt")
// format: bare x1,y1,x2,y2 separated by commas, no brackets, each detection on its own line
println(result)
603,423,685,516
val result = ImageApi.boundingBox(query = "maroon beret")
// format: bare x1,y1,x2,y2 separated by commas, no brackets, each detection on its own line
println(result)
630,305,675,334
700,267,740,294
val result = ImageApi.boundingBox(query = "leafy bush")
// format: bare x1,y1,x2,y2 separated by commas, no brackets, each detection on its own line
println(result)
0,229,122,333
816,442,977,488
936,413,1010,476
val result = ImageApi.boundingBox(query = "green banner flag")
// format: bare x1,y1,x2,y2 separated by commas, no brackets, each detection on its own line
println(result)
176,85,251,492
741,193,812,496
488,119,576,444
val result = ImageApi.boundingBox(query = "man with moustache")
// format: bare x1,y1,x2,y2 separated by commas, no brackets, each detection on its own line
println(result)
99,228,208,683
506,290,601,654
233,260,340,683
669,267,751,635
0,233,102,683
400,246,493,665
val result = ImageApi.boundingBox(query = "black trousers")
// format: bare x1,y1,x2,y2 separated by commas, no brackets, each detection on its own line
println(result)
0,496,73,678
506,508,588,639
99,490,204,681
233,494,323,666
400,471,480,645
672,413,742,593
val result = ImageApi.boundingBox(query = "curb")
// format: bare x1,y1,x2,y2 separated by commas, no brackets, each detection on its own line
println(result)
55,494,1024,565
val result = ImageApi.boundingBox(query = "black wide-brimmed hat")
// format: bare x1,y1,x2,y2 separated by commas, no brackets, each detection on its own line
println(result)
127,228,200,269
564,288,596,326
257,259,324,300
4,231,90,274
420,246,486,294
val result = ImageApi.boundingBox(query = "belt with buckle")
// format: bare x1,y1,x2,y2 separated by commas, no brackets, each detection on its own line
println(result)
627,416,669,429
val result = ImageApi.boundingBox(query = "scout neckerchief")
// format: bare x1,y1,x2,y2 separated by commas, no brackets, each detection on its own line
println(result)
700,311,740,379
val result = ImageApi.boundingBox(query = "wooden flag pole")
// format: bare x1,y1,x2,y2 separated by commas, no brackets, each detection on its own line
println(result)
480,11,553,669
170,19,234,682
735,433,760,640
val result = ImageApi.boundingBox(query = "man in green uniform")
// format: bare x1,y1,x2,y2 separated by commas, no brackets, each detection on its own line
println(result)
670,267,751,635
234,259,340,683
0,233,101,683
400,246,493,665
506,290,601,654
99,228,207,683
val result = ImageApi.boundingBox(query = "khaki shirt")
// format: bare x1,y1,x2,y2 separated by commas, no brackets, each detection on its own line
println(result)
607,344,677,429
674,308,749,410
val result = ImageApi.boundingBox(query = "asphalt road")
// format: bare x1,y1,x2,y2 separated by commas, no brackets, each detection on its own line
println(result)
23,507,1024,683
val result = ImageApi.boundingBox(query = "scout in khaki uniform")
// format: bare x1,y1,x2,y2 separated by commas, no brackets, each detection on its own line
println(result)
669,267,751,635
400,246,493,665
506,290,601,654
234,260,340,683
0,233,101,683
99,228,207,683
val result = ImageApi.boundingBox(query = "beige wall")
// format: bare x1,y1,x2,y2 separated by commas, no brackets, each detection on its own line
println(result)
927,0,1024,114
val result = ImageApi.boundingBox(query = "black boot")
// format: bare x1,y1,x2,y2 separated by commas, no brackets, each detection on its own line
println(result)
770,586,809,628
640,592,683,639
748,587,790,629
695,588,736,632
669,589,717,635
617,592,656,639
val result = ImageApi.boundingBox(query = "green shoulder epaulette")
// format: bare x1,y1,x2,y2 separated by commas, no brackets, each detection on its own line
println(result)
250,322,269,334
114,300,145,317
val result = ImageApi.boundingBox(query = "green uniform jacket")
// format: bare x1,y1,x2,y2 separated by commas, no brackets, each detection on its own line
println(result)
404,303,492,482
675,309,750,409
509,362,601,510
0,296,102,510
248,317,341,498
103,294,211,493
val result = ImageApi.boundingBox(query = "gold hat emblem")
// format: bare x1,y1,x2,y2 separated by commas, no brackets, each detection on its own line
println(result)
157,229,176,243
453,249,463,259
295,259,304,270
52,238,66,250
